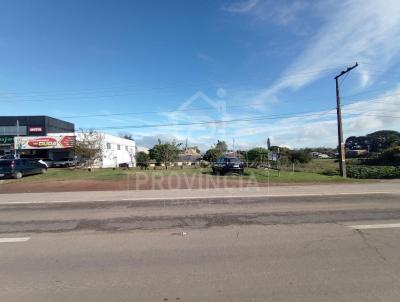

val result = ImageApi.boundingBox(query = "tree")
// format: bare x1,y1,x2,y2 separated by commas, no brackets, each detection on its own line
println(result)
121,133,134,141
267,137,271,150
136,151,150,169
288,150,312,163
215,140,228,152
346,130,400,152
149,140,181,169
247,147,269,163
367,130,400,151
203,148,223,163
74,130,103,168
377,147,400,165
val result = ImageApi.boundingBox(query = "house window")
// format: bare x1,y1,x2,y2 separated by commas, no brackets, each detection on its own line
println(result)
125,146,128,151
106,143,111,150
117,144,121,150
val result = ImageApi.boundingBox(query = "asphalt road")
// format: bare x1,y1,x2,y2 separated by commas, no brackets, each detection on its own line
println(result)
1,192,400,301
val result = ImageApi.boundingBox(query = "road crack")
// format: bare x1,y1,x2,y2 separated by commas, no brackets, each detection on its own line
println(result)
355,229,387,263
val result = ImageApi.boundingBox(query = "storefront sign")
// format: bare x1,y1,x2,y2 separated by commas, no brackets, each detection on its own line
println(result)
28,126,43,133
0,136,14,146
14,135,76,150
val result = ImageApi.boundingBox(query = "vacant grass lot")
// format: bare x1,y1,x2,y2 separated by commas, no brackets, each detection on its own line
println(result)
1,159,363,185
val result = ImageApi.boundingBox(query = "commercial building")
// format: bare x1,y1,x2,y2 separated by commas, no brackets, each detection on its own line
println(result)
0,115,75,160
0,115,136,168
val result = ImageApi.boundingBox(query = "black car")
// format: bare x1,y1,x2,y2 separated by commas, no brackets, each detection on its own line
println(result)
212,156,244,175
0,159,47,179
0,154,16,160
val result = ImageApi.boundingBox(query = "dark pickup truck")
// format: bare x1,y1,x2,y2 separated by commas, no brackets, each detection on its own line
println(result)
212,156,244,175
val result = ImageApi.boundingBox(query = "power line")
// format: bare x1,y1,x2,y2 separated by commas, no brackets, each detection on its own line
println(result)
84,108,339,131
58,98,317,119
80,109,400,132
56,92,399,120
0,65,351,102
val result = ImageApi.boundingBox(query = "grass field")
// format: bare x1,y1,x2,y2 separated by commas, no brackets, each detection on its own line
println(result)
1,159,365,185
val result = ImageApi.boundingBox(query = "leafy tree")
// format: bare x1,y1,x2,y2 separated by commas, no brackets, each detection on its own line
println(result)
269,146,290,156
74,129,103,168
149,140,181,169
203,148,223,163
121,134,134,141
215,140,228,152
288,150,312,163
247,147,269,163
346,130,400,152
377,147,400,166
136,151,150,169
367,130,400,151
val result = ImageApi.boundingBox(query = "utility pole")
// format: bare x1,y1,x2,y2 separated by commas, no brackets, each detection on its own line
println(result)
14,120,20,158
334,62,358,177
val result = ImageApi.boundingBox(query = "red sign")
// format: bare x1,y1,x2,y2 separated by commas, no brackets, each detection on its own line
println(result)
60,136,76,148
27,137,58,148
15,135,76,149
29,127,43,133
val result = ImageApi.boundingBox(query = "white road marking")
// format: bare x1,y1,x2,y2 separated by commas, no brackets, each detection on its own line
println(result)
0,191,397,205
349,223,400,230
0,237,31,243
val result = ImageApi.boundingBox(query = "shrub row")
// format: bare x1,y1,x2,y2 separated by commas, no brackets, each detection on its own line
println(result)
347,165,400,179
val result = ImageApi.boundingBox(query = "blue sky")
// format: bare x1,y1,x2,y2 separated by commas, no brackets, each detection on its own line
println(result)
1,0,400,150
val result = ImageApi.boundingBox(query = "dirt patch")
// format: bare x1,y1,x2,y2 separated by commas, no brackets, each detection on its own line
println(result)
0,174,286,194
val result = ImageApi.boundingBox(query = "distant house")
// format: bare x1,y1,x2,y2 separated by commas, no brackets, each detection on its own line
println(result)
311,152,330,159
224,151,241,157
346,149,368,157
175,154,202,166
181,147,200,155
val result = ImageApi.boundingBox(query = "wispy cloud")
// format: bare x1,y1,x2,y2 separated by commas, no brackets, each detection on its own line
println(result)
262,0,400,96
231,86,400,148
196,51,212,62
222,0,308,26
222,0,259,14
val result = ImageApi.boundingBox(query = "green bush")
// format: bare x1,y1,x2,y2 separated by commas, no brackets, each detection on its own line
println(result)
379,147,400,165
321,168,339,176
288,150,312,163
347,165,400,179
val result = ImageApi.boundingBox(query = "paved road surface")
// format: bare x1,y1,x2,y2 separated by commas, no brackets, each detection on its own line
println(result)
1,189,400,301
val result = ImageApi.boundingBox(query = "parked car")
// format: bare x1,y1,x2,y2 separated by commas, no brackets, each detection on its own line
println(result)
37,159,49,168
0,154,16,160
51,158,77,168
212,156,244,175
0,159,47,179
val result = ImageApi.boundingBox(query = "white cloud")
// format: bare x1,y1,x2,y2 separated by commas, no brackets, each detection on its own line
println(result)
231,86,400,148
130,85,399,150
263,0,400,95
222,0,309,26
132,1,400,150
222,0,259,14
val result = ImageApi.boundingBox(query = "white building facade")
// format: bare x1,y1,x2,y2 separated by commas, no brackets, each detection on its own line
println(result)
74,132,136,168
100,133,136,168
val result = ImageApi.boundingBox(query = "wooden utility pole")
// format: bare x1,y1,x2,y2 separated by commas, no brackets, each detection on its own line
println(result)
334,62,358,177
